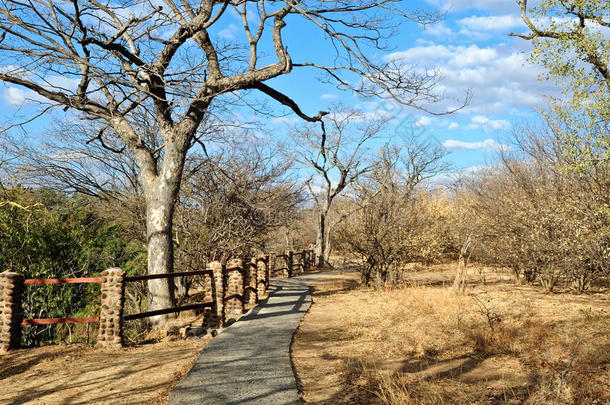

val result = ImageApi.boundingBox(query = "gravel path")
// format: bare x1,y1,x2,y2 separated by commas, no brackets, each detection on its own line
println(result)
168,274,324,405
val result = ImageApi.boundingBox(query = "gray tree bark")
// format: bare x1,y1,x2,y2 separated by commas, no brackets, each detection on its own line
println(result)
138,132,189,325
315,210,327,268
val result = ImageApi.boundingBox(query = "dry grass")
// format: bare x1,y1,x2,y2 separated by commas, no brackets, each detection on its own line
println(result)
292,263,610,404
0,338,209,404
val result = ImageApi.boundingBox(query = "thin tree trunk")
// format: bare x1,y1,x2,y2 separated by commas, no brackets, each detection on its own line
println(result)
315,210,327,267
323,227,332,264
453,235,472,292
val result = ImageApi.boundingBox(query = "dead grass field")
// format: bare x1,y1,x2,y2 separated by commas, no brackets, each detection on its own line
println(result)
292,263,610,404
0,338,209,404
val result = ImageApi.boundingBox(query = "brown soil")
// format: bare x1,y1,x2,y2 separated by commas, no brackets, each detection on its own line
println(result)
292,263,610,404
0,283,271,404
0,338,210,404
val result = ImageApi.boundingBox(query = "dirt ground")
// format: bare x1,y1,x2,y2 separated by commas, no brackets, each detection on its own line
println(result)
0,338,209,404
292,263,610,404
0,282,272,404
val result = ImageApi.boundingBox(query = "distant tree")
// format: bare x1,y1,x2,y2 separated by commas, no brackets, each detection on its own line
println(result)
337,138,448,285
289,109,382,267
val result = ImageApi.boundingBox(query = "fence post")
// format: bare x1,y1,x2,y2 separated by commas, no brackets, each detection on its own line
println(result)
0,272,24,354
246,257,258,306
300,250,306,273
201,262,221,331
268,252,275,279
96,268,125,348
225,258,245,322
212,261,225,328
256,255,268,298
288,251,294,278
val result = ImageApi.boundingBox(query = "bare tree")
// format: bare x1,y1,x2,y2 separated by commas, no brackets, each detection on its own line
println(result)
0,0,463,324
337,137,448,285
289,108,382,267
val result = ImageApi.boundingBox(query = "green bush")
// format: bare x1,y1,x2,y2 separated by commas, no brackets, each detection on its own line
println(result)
0,187,146,346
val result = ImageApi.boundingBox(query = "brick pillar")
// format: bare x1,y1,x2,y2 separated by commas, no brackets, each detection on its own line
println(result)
256,255,268,298
0,272,24,354
287,251,294,278
299,250,306,273
245,257,258,305
96,268,125,348
225,259,244,321
202,262,222,331
211,261,225,328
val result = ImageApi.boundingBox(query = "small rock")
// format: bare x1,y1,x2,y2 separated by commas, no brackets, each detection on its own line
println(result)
184,326,206,338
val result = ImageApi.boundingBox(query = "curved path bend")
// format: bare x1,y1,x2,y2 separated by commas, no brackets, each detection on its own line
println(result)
168,273,324,405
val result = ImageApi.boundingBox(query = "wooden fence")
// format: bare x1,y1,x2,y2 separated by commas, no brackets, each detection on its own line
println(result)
0,249,314,353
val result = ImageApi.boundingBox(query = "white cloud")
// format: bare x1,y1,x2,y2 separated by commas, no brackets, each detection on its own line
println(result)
218,24,240,39
321,94,338,100
425,0,518,13
443,138,509,151
423,23,453,37
468,115,510,131
272,116,301,126
386,42,560,115
448,122,459,130
2,87,28,106
457,15,524,32
415,116,432,127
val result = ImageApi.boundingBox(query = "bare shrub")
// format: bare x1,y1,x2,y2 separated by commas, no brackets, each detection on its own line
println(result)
336,138,451,286
456,120,610,293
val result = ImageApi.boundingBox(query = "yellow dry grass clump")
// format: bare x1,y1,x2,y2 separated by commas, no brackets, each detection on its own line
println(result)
292,265,610,404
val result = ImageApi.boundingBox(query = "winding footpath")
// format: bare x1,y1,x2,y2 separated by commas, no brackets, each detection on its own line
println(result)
168,273,324,405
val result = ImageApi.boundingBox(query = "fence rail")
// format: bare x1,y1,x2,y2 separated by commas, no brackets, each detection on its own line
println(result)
124,303,213,321
0,249,315,353
17,277,103,329
125,269,213,282
22,316,100,325
24,277,104,285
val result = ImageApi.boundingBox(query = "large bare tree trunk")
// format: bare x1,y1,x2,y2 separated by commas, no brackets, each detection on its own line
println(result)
144,184,176,326
141,140,187,326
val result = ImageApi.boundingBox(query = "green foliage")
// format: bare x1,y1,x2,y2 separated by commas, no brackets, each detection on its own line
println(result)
523,0,610,166
0,187,146,346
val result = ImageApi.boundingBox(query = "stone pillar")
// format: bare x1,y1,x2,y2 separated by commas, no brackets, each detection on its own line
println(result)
201,262,223,331
225,259,244,321
245,257,258,306
96,268,125,348
287,251,294,278
0,272,24,354
299,250,306,273
212,261,225,328
256,256,268,298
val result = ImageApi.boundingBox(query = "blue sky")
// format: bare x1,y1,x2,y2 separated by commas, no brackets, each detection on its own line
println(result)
0,0,561,174
258,0,562,172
